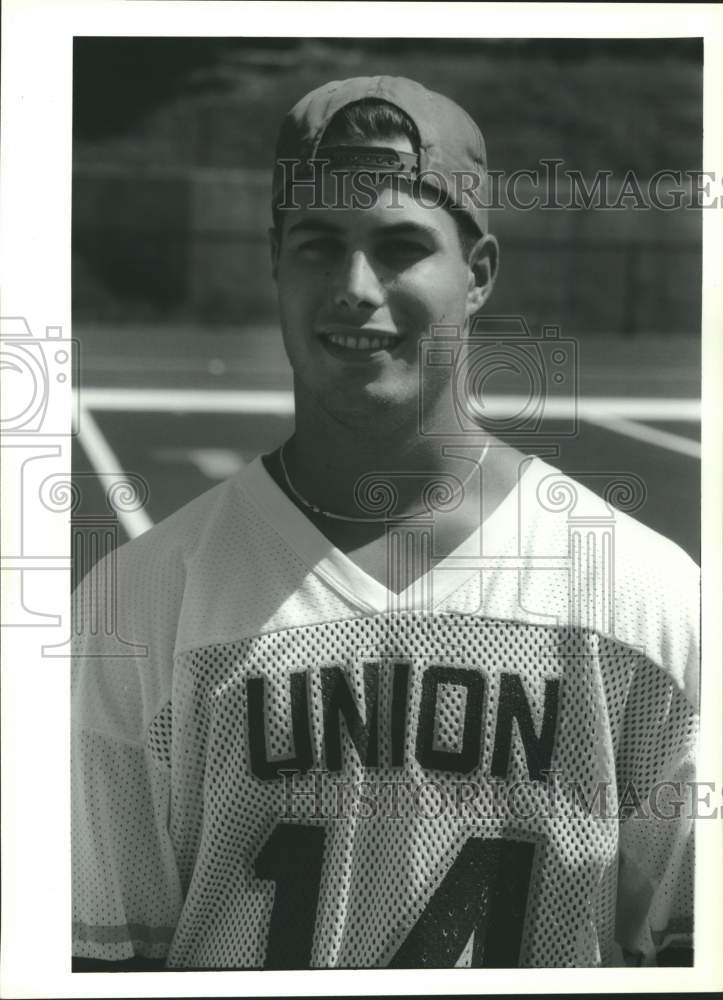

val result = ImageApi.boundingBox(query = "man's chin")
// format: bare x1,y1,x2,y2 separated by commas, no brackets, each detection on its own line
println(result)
317,383,420,430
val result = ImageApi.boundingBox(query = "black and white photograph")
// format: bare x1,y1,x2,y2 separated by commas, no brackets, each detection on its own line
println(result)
1,2,721,996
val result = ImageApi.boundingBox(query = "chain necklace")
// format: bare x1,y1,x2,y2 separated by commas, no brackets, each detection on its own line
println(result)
279,440,490,523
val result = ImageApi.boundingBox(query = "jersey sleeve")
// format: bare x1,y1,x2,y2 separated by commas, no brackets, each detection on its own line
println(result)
71,540,184,962
612,554,699,966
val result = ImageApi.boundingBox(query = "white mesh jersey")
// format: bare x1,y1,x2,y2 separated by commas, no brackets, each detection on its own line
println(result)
72,454,699,969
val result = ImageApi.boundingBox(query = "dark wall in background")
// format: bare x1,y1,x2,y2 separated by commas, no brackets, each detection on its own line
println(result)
73,37,703,168
72,37,703,333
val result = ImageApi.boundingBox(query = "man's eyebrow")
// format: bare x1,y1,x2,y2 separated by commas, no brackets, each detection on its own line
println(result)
375,222,439,238
286,219,342,236
286,219,439,238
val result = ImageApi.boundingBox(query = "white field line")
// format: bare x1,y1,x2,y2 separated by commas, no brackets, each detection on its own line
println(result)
76,388,701,421
76,391,700,541
77,407,155,538
79,388,295,414
581,413,701,459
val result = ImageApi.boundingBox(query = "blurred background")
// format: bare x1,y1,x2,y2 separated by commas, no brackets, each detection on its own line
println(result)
71,37,701,565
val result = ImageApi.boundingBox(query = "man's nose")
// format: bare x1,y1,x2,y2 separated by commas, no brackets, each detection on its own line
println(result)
332,250,385,311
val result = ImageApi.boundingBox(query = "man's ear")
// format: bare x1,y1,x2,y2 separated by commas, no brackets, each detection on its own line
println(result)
466,233,499,318
269,227,280,281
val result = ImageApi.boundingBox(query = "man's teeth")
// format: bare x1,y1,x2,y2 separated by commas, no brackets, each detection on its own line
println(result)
326,332,399,351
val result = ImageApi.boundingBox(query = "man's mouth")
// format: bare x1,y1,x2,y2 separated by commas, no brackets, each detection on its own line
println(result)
325,332,400,351
317,327,403,354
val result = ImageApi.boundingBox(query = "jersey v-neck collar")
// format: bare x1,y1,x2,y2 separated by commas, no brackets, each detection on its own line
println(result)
237,452,542,615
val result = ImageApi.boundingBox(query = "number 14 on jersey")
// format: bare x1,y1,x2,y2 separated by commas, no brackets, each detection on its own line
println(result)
255,823,538,968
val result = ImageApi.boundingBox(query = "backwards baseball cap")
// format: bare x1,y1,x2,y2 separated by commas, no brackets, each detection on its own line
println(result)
272,76,489,235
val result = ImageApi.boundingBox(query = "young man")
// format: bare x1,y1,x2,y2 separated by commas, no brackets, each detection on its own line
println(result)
72,77,699,970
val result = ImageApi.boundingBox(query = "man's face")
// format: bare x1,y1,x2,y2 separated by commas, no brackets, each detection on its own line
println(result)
271,150,493,430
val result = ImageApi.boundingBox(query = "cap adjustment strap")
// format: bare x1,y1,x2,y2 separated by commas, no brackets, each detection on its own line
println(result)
314,145,419,176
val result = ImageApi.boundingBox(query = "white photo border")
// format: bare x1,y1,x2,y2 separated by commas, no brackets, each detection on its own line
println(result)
1,2,721,996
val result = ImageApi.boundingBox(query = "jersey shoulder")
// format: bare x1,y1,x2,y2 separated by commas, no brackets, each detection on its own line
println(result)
521,458,699,703
71,468,265,736
75,465,260,595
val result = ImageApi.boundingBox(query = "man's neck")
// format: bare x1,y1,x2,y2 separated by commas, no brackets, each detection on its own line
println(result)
282,392,491,520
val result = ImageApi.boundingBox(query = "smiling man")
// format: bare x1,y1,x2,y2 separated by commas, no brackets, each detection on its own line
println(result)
263,81,525,592
72,77,699,971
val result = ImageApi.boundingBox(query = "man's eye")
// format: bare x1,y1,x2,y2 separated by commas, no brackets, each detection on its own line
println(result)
298,238,339,254
378,240,430,262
